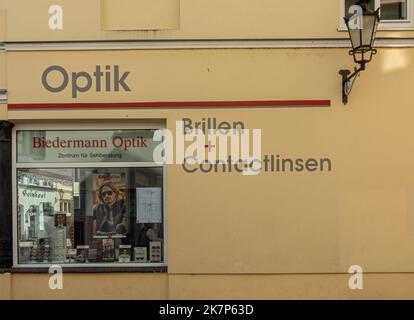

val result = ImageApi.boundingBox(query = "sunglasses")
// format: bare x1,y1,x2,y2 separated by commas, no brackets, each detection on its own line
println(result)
101,191,113,197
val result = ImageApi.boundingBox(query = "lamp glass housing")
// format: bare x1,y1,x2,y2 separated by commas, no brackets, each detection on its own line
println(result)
344,7,380,65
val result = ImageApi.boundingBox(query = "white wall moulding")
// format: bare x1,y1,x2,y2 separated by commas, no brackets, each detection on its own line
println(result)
4,0,414,42
101,0,180,31
5,38,414,51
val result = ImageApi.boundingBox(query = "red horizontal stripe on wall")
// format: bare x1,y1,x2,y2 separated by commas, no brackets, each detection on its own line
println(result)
8,100,331,110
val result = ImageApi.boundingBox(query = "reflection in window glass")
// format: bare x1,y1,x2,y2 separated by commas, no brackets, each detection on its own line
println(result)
344,0,408,21
345,0,376,19
17,167,164,265
380,0,407,20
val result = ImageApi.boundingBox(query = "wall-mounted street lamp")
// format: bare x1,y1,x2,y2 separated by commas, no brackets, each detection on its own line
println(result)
58,188,64,209
59,188,64,200
339,3,380,105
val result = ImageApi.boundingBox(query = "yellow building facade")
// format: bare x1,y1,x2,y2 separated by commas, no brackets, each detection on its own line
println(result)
1,0,414,299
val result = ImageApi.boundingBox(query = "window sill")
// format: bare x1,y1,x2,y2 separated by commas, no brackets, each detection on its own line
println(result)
338,25,414,31
11,266,167,273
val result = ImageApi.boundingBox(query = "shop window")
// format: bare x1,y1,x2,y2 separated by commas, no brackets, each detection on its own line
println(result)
340,0,414,29
15,127,165,269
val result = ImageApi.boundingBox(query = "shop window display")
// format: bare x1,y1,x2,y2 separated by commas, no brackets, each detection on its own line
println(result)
15,129,165,267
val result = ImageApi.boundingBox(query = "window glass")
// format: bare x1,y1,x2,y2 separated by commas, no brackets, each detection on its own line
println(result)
17,167,164,265
344,0,376,19
16,128,165,266
344,0,408,21
380,0,408,20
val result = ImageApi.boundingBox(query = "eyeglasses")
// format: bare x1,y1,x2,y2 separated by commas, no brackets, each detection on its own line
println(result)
101,191,113,197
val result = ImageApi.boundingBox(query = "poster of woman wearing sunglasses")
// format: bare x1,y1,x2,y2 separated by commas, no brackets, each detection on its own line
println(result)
92,174,128,237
